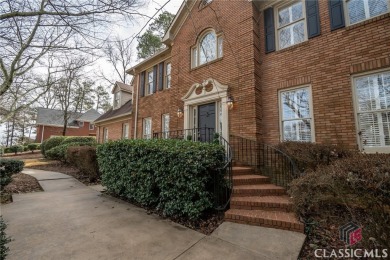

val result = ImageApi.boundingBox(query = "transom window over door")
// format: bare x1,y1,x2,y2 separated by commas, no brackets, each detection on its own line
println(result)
346,0,389,25
354,71,390,152
277,1,306,50
280,87,313,142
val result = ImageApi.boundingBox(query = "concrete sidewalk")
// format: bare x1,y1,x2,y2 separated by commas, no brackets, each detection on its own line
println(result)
1,169,305,260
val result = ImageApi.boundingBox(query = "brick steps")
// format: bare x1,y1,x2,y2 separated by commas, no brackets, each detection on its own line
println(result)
232,175,269,185
225,209,304,233
230,196,293,211
232,184,286,197
225,166,304,233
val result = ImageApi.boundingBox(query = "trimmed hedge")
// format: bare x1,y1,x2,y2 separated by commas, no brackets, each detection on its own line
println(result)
67,146,99,181
42,136,67,157
0,216,11,259
97,139,225,220
9,145,23,155
46,142,96,162
27,143,40,153
0,159,24,190
62,136,96,145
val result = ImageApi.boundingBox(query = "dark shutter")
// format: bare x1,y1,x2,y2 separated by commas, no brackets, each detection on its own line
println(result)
264,7,275,53
328,0,345,31
306,0,321,38
153,65,157,93
140,71,145,97
158,62,164,91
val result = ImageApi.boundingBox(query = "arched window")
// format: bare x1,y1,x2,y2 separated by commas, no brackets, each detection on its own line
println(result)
191,30,223,68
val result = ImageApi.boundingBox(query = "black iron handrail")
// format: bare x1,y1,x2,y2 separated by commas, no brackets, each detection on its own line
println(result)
153,127,233,211
230,135,299,188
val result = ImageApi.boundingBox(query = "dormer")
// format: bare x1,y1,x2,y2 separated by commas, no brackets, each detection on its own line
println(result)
112,82,133,109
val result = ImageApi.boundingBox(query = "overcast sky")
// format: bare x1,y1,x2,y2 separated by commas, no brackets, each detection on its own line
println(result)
0,0,182,145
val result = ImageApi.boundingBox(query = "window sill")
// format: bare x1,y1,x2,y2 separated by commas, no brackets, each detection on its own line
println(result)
190,57,223,71
273,40,310,54
345,12,390,31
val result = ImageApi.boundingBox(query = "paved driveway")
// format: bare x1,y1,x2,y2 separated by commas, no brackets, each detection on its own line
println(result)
1,169,305,260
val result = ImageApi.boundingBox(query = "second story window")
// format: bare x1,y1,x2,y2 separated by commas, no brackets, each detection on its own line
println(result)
191,30,223,68
165,62,171,89
277,1,306,50
346,0,389,25
114,92,120,108
147,70,154,95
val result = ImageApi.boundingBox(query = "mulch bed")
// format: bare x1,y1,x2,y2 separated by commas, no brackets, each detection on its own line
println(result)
2,151,42,159
105,191,224,235
4,173,43,194
26,163,100,186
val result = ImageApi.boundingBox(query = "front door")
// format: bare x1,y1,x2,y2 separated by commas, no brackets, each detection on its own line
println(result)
198,102,215,142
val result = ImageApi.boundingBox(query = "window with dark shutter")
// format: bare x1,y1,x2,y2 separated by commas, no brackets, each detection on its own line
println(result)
140,71,145,97
306,0,321,38
158,62,164,91
328,0,345,30
153,65,157,93
264,7,275,53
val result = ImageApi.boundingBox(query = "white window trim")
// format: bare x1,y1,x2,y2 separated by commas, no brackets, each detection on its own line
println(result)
143,117,152,139
191,30,223,69
122,123,129,139
89,124,94,130
351,68,390,153
344,0,390,26
79,121,84,127
275,0,307,51
146,69,154,95
103,128,108,142
114,92,121,108
162,114,170,139
165,62,171,89
278,85,315,142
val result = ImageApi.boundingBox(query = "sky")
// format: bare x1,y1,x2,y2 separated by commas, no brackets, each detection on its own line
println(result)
0,0,182,145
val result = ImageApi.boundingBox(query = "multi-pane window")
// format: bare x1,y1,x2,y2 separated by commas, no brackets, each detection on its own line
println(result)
103,128,108,142
89,124,94,130
122,123,129,139
354,71,390,150
165,62,171,89
347,0,389,25
277,1,306,50
191,31,223,68
147,70,154,95
143,118,152,139
280,87,313,142
162,114,170,139
114,92,120,108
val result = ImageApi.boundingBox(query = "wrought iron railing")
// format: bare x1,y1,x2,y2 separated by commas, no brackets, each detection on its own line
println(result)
153,127,233,211
230,135,299,188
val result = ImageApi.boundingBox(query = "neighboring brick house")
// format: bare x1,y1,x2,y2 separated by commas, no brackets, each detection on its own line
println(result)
127,0,390,153
35,108,101,143
94,82,133,143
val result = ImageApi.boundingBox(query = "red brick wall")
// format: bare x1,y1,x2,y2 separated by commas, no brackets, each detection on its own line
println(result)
95,118,132,143
36,122,97,143
258,2,390,148
134,0,261,140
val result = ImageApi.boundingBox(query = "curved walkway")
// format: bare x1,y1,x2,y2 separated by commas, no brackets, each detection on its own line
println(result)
1,169,305,260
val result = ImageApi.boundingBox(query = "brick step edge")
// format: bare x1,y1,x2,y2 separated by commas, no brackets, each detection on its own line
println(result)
225,210,304,233
232,188,286,197
232,176,270,185
230,197,293,212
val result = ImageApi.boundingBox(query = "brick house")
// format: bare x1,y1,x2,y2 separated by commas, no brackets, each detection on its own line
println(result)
122,0,390,231
36,108,101,143
94,82,133,142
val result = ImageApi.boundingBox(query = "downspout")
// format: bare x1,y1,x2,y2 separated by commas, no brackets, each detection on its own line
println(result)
41,125,45,143
133,69,139,139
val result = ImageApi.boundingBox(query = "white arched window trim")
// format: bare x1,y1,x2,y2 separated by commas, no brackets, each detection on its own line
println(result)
191,30,223,68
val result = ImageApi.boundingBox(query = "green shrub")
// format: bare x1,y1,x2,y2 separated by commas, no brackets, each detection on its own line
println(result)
9,145,23,155
0,159,24,190
42,136,67,157
3,148,11,154
289,153,390,249
0,147,3,156
276,141,356,173
23,146,28,152
67,146,99,181
97,139,225,220
0,216,11,260
62,136,96,145
46,142,96,161
27,143,40,153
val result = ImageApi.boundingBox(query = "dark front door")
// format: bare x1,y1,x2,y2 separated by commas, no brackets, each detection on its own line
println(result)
198,102,215,142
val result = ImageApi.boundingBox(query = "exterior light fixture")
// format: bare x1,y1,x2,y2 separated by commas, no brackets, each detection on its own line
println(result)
177,108,183,118
227,96,234,110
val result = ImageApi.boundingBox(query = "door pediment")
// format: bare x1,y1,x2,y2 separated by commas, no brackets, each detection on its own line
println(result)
181,78,228,103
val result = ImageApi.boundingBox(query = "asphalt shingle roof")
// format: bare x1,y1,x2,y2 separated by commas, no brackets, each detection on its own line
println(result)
36,108,101,126
77,109,101,122
94,100,132,123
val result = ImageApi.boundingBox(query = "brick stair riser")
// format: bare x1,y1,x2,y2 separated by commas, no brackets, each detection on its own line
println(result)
232,189,286,197
233,178,269,185
230,202,293,212
225,217,304,233
232,169,255,175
